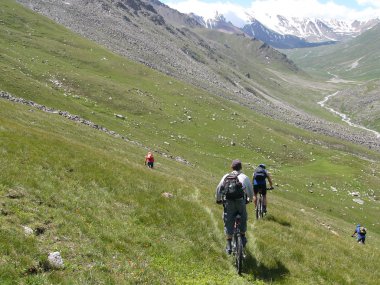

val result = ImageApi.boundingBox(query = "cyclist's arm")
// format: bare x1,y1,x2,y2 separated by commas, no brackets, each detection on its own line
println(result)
215,174,227,203
242,175,253,201
267,172,273,188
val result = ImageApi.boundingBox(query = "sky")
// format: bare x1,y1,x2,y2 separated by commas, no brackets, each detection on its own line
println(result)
161,0,380,27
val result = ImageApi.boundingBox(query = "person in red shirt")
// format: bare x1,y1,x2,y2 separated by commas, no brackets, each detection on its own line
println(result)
145,152,154,168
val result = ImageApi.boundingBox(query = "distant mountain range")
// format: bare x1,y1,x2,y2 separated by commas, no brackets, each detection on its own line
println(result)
190,12,380,49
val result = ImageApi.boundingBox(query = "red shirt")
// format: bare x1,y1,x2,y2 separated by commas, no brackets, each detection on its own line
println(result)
145,154,154,163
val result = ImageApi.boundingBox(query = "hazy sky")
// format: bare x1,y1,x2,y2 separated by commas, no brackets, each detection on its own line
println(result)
161,0,380,27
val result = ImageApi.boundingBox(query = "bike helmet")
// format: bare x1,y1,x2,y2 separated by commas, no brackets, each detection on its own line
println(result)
259,164,266,169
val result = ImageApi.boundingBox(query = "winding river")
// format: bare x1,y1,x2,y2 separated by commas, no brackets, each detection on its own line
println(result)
318,92,380,139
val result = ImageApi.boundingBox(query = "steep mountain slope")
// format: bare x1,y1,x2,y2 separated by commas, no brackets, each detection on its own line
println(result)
285,23,380,132
14,0,380,151
1,1,380,284
13,0,296,113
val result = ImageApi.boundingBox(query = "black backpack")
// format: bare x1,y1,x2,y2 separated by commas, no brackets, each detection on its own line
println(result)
221,172,244,200
254,167,267,182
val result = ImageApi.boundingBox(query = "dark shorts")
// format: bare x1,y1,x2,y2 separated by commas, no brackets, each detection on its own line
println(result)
254,184,267,195
147,162,154,168
223,198,247,236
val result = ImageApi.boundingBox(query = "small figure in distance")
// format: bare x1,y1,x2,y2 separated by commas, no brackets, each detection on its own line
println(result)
144,151,154,168
215,159,253,254
252,163,274,214
352,224,367,244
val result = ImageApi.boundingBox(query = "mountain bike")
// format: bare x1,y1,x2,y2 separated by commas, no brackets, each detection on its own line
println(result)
231,214,244,274
256,187,274,220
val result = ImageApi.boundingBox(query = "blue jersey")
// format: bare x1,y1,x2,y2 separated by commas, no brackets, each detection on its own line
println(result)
253,178,266,186
253,167,268,186
356,225,366,239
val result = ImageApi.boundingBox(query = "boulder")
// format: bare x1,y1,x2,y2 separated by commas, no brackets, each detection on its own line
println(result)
48,252,64,269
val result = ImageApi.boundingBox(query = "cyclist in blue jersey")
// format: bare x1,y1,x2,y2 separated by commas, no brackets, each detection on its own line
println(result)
352,224,367,244
252,164,273,214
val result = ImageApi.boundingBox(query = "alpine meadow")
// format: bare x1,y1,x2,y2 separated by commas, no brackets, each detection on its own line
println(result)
0,1,379,284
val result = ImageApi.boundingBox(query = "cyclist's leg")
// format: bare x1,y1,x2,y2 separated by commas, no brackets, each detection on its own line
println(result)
223,200,237,253
224,200,237,236
261,187,268,212
237,199,248,247
253,186,259,207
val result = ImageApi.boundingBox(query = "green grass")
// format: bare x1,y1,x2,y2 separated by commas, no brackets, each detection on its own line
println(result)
1,1,380,284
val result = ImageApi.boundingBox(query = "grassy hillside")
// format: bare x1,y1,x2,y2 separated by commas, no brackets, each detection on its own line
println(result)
285,24,380,81
1,1,380,284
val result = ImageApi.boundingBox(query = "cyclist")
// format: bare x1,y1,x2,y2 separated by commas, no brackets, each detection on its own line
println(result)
352,224,367,244
252,164,273,214
144,152,154,168
216,159,253,254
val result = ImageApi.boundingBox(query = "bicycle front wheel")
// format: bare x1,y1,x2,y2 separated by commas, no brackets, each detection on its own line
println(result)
235,235,243,274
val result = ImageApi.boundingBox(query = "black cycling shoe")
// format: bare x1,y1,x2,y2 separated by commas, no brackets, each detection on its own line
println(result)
225,239,232,255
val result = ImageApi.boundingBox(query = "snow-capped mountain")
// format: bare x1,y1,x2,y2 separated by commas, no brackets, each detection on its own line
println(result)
191,11,380,49
242,18,336,49
248,14,380,42
189,11,243,35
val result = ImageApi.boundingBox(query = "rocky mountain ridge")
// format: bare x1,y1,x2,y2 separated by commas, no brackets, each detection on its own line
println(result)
191,11,245,35
15,0,380,151
242,18,336,49
192,11,380,49
246,14,380,43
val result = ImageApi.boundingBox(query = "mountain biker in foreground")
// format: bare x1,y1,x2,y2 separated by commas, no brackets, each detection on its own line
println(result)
352,224,367,244
252,164,273,214
216,159,253,254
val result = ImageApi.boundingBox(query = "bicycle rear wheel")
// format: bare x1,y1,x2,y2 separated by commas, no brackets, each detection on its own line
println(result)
256,196,263,219
235,235,243,274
